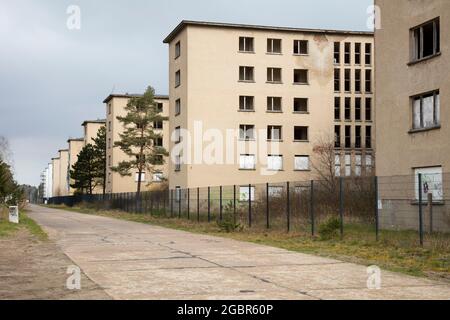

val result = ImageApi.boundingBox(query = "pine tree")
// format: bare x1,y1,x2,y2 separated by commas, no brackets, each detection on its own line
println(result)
70,144,99,195
92,126,107,196
112,86,168,198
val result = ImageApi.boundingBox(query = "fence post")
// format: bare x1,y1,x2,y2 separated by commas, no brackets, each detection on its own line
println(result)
219,186,223,221
339,177,344,239
418,173,424,246
310,180,315,236
233,185,237,225
178,189,181,219
428,193,433,234
248,184,252,228
286,182,290,232
197,187,200,222
208,186,211,223
374,176,379,242
266,183,270,229
187,188,190,220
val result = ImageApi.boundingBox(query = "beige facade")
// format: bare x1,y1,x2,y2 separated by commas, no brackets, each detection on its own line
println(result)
51,157,61,197
164,21,374,189
67,138,84,195
58,149,69,196
104,94,170,194
82,120,106,146
375,0,449,177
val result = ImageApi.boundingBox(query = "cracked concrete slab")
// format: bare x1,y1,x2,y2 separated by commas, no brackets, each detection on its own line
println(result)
27,205,450,300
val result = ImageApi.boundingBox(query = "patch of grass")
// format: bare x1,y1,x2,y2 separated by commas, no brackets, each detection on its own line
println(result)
0,207,48,241
46,204,450,281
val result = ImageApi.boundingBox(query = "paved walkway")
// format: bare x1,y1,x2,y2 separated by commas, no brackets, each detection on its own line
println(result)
28,205,450,300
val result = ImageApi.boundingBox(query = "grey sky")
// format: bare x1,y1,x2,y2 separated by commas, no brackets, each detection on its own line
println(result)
0,0,373,186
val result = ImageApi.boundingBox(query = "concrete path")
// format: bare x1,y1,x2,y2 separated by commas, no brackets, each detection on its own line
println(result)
28,205,450,300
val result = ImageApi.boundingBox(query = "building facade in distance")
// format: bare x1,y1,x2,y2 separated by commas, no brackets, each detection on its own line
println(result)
104,94,170,194
164,21,374,190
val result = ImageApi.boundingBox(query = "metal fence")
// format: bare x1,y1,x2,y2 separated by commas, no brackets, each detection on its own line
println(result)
48,174,450,248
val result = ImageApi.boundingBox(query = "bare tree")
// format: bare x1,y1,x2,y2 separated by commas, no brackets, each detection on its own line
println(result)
311,136,338,194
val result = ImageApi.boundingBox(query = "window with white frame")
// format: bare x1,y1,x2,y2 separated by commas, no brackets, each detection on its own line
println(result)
268,186,284,197
267,97,282,112
239,124,255,140
355,154,362,177
412,90,440,130
153,172,164,182
267,125,282,141
294,40,308,55
345,153,351,177
135,172,146,182
411,18,440,62
239,96,254,111
267,38,282,53
414,166,443,201
239,186,255,201
267,155,283,171
239,154,256,170
267,67,282,82
239,37,254,52
335,153,341,177
295,155,310,171
239,66,254,81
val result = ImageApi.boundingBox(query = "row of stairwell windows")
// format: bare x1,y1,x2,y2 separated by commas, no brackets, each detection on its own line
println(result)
335,125,372,149
334,42,372,66
334,97,372,122
334,68,372,93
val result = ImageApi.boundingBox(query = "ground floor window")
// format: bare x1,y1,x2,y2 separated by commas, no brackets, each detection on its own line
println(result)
239,186,255,201
414,166,443,201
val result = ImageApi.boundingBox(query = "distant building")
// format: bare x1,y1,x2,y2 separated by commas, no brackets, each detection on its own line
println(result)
103,94,170,194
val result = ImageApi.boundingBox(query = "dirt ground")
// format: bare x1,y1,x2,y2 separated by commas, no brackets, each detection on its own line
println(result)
0,227,111,300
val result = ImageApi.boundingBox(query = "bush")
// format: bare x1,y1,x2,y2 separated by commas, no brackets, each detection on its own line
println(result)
318,217,341,240
217,202,242,233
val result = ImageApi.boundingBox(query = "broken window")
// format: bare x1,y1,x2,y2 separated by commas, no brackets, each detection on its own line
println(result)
355,43,361,65
335,125,341,148
294,98,308,113
365,154,373,175
345,97,351,120
294,126,308,141
154,121,163,130
239,37,254,52
267,38,282,54
267,126,282,141
334,97,341,120
294,69,308,84
294,40,308,55
267,97,282,112
345,125,351,148
365,98,372,121
239,66,254,81
365,126,372,148
334,69,340,91
267,67,282,82
355,97,361,121
344,42,351,64
334,42,340,64
412,18,440,61
239,124,255,140
365,43,372,65
355,69,361,92
239,96,254,111
412,90,440,130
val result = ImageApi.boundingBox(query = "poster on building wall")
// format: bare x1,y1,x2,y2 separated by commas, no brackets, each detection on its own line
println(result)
414,167,444,201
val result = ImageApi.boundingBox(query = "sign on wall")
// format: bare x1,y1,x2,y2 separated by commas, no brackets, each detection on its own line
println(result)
9,206,19,224
414,167,443,201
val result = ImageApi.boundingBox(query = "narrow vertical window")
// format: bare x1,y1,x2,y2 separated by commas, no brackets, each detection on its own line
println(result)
365,43,372,65
365,69,372,93
334,69,340,91
175,41,181,59
334,42,340,64
344,42,351,64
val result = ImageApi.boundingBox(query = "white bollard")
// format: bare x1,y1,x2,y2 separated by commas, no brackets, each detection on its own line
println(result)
9,206,19,224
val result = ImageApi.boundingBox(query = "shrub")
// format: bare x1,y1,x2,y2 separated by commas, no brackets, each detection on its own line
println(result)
217,202,242,233
318,217,341,240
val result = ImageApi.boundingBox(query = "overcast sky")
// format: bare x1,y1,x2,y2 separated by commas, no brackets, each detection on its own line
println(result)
0,0,373,186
